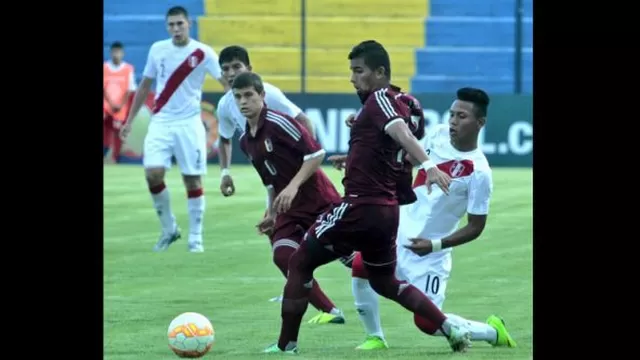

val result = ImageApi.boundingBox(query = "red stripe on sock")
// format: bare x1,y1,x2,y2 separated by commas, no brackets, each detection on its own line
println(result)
149,182,166,194
187,188,204,198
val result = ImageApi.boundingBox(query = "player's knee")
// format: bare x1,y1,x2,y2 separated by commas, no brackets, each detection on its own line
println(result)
414,314,438,335
351,252,369,279
182,175,202,191
145,168,165,186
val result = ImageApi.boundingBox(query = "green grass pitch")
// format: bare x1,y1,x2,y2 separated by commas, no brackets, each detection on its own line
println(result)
104,165,532,360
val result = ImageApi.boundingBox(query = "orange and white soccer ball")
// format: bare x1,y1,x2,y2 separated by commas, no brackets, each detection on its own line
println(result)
167,312,215,358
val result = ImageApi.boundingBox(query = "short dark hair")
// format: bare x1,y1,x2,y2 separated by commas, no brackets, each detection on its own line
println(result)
110,41,123,50
348,40,391,78
166,6,189,18
456,87,490,117
219,46,251,66
231,72,264,94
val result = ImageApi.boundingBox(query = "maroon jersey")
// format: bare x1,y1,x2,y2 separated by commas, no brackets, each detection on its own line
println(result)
395,92,426,205
343,87,412,205
240,107,342,217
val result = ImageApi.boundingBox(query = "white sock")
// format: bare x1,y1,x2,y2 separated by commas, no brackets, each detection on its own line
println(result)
352,277,385,339
443,313,497,343
150,183,176,234
187,189,205,246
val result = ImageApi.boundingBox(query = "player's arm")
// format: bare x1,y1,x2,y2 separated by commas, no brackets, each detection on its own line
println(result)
371,91,450,193
217,104,236,196
265,86,316,137
440,171,493,249
272,115,326,213
265,185,276,217
123,77,153,128
120,67,137,109
406,171,493,256
122,48,156,135
204,47,230,91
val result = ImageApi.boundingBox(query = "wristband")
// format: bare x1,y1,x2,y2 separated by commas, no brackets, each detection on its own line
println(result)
431,239,442,252
221,168,230,178
421,160,436,170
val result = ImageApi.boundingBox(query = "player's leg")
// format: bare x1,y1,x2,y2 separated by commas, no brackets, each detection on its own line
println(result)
359,206,471,352
265,206,346,353
103,114,114,162
111,120,124,163
143,122,180,251
271,234,344,324
173,118,207,252
351,251,388,350
405,250,514,347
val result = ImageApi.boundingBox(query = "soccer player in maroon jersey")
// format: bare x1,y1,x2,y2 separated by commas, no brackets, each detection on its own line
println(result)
231,72,346,325
264,40,472,355
331,90,425,269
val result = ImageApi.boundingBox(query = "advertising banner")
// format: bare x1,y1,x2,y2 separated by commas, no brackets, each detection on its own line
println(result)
118,92,532,168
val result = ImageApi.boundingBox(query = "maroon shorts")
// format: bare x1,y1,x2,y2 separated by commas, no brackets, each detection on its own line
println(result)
307,201,399,273
269,213,317,250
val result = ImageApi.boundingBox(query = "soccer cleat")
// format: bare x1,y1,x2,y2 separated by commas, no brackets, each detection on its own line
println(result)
487,315,517,347
263,343,298,354
355,335,389,350
153,228,181,252
445,322,472,352
307,311,345,324
188,243,204,253
268,295,283,302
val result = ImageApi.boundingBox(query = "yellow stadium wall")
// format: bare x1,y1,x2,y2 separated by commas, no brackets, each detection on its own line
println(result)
199,0,429,93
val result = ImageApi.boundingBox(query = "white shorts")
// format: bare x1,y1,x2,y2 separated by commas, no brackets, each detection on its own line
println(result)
395,243,452,310
143,114,207,175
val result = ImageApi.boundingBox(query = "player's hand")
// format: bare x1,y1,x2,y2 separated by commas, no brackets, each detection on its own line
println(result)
273,184,299,214
220,175,236,197
327,154,347,170
345,114,356,127
119,123,132,141
426,167,451,195
256,211,275,236
404,238,433,256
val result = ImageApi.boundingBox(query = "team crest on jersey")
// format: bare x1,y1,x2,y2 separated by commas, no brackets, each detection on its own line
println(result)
188,55,200,68
264,138,273,152
449,161,466,178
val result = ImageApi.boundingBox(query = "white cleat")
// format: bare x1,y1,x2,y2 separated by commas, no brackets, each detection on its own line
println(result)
153,228,181,252
446,323,472,352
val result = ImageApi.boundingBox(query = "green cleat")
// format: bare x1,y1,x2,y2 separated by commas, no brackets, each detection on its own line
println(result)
487,315,517,348
355,335,389,350
307,311,345,324
263,343,298,354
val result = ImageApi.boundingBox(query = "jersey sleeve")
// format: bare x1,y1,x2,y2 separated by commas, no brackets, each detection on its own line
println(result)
268,112,324,161
216,98,237,139
365,90,409,133
467,170,493,215
142,46,157,79
203,46,222,79
264,85,302,118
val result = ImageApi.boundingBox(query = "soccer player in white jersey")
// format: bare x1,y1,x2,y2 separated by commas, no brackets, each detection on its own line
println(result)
214,45,315,197
342,88,517,350
120,6,229,253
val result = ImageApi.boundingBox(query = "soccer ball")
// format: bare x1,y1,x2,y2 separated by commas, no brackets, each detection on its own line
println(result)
167,312,215,358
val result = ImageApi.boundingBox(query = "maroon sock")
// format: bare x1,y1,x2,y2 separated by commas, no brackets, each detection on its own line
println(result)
277,250,312,350
369,274,447,332
273,245,336,313
414,313,439,335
